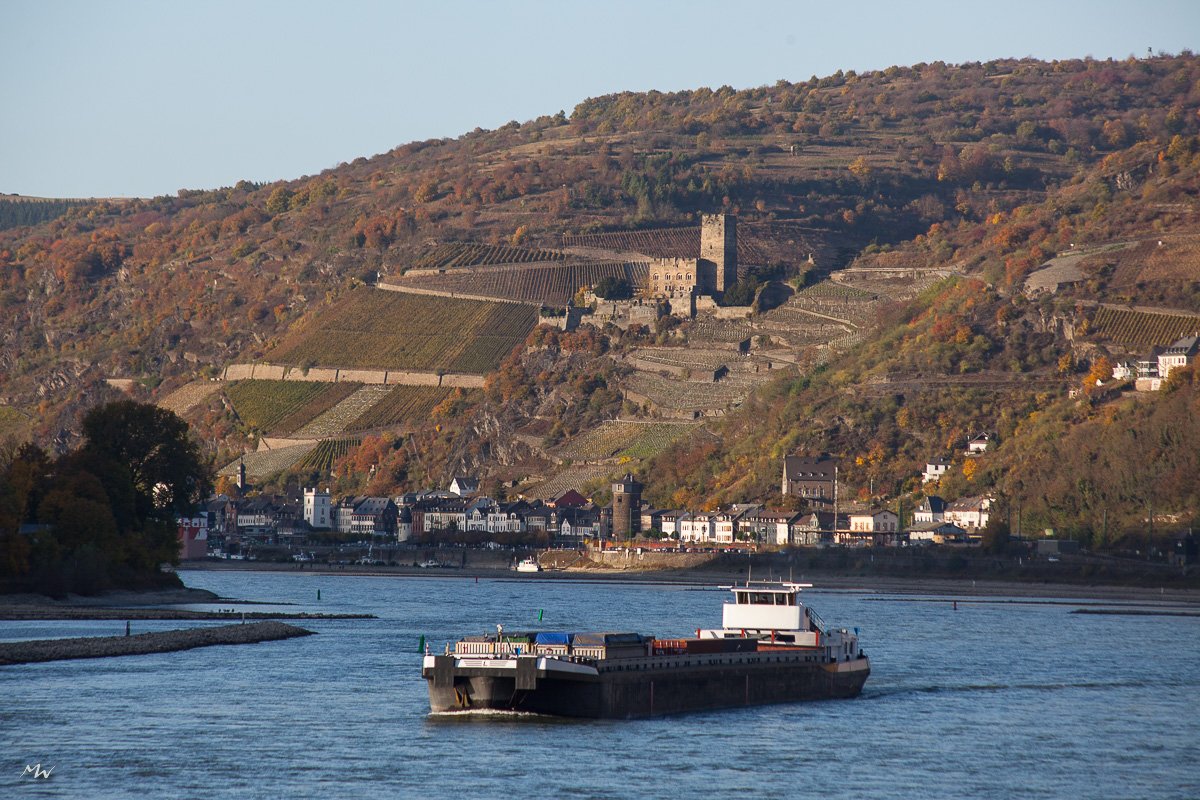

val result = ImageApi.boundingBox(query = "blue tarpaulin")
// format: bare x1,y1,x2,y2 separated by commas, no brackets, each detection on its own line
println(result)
534,632,572,645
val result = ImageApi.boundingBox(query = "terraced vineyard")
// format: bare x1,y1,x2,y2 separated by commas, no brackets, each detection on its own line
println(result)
1090,306,1200,349
758,282,882,328
293,438,362,473
346,385,479,432
225,380,359,434
266,289,536,373
561,226,698,257
157,380,222,416
218,442,317,479
411,242,566,270
559,226,778,265
294,385,392,438
393,261,649,306
552,420,698,463
624,372,758,415
521,463,618,501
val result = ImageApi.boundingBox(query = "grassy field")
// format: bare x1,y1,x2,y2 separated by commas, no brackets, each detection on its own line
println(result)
265,288,537,374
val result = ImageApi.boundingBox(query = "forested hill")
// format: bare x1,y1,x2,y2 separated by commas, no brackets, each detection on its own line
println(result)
1,54,1198,464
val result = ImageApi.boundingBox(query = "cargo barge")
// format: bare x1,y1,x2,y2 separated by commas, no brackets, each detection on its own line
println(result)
423,582,869,718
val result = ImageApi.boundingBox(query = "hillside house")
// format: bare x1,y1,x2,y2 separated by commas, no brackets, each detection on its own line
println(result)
1111,360,1135,381
944,496,993,530
1158,334,1199,381
914,496,947,524
781,455,838,504
966,432,993,454
922,460,951,484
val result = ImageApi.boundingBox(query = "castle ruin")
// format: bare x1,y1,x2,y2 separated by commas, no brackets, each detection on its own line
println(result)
647,214,738,313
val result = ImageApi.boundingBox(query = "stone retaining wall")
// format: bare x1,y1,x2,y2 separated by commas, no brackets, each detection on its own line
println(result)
219,364,486,389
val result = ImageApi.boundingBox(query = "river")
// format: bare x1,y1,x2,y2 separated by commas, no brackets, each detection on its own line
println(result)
3,570,1197,799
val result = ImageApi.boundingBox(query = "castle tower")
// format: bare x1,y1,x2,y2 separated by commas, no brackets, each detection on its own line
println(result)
611,472,643,540
700,213,737,293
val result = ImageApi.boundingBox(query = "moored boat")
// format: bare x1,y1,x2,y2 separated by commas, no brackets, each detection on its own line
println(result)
423,581,869,718
514,557,541,573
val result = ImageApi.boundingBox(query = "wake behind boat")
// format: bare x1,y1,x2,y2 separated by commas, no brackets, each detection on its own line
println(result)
423,582,869,718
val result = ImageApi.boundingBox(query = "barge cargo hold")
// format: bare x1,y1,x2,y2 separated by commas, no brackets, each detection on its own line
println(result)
423,582,869,719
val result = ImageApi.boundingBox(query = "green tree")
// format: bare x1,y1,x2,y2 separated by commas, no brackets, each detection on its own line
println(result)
80,401,211,532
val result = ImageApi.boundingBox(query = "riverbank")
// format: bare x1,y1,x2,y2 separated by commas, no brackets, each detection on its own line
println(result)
0,621,314,665
178,560,1200,605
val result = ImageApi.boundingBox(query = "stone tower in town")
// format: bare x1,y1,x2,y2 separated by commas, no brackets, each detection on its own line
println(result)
611,472,643,540
700,213,737,293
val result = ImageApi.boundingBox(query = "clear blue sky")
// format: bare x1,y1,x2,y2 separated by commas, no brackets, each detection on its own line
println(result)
2,0,1197,199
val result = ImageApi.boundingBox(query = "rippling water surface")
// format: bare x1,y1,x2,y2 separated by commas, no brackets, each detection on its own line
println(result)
3,570,1197,799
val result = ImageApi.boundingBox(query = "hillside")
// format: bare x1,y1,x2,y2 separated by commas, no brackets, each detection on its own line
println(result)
1,54,1199,543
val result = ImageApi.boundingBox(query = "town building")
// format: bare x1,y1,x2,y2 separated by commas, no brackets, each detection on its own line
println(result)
448,477,480,497
907,521,970,545
177,514,209,560
303,487,332,530
913,496,946,524
781,455,838,504
944,496,993,530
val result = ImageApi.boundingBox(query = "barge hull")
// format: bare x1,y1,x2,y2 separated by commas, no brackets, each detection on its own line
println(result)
426,655,869,719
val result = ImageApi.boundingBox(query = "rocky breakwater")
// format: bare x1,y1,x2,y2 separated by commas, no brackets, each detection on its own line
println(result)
0,620,314,665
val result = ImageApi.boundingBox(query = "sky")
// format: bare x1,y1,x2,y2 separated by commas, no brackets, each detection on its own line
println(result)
2,0,1198,199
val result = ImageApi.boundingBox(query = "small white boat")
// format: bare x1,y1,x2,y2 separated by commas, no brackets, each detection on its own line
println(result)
515,557,541,573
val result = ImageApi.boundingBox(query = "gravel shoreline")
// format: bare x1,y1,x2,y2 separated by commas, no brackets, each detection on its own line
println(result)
0,621,314,665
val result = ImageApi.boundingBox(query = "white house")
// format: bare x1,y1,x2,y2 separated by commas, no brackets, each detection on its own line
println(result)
923,460,951,483
944,496,993,530
1158,335,1199,381
680,513,714,543
448,476,480,497
847,509,900,533
914,496,946,524
303,487,331,530
713,511,738,544
966,433,993,454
